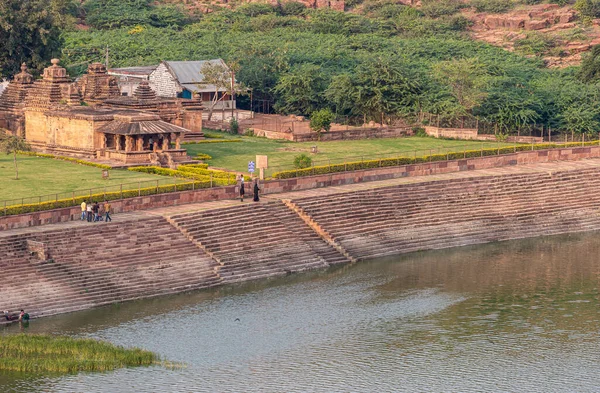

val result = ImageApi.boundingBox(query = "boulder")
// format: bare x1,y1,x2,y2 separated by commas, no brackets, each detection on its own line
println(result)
525,19,549,30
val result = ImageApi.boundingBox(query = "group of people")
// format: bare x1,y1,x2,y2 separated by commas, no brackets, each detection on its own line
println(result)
3,309,29,322
80,200,112,222
238,175,260,202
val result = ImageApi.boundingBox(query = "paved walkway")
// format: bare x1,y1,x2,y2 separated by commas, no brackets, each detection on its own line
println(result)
3,158,600,237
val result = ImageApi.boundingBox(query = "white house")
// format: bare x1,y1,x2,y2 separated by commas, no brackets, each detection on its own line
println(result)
148,60,235,110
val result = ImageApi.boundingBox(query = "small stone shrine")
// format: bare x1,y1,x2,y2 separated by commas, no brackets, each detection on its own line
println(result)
0,59,204,165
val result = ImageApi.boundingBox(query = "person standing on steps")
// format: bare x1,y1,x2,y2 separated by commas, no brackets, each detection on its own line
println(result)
80,200,87,221
93,201,100,222
240,175,245,202
104,200,112,222
253,179,260,202
149,137,154,152
86,203,93,222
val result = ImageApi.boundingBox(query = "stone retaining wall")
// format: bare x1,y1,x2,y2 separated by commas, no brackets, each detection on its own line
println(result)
1,145,598,231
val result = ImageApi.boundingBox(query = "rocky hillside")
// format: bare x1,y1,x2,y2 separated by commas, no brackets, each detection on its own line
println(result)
466,3,600,67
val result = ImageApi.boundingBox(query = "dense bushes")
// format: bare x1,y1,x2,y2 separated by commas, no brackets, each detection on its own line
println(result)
469,0,514,13
83,0,190,29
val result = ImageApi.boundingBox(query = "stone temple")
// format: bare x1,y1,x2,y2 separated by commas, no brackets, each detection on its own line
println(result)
0,59,204,165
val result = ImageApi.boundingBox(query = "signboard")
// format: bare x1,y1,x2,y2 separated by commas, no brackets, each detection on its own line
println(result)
248,161,255,173
102,170,110,179
256,155,268,169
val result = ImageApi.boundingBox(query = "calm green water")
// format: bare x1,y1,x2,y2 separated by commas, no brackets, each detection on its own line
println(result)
1,233,600,392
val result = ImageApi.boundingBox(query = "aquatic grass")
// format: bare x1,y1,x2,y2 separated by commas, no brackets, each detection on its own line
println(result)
0,334,158,373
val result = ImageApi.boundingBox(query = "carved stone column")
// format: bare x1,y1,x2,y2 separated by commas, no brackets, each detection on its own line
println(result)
175,134,181,149
136,136,144,151
162,136,169,151
125,135,134,152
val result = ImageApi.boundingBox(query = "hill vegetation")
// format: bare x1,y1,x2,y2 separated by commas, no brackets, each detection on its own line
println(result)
3,0,600,137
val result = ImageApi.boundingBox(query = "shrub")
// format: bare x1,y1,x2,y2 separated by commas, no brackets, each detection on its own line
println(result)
470,0,514,13
182,140,242,144
278,1,307,16
575,0,600,18
420,0,463,18
294,153,313,169
229,117,239,134
193,153,213,161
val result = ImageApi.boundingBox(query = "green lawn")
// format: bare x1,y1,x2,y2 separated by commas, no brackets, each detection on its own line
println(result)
185,131,517,175
0,155,168,202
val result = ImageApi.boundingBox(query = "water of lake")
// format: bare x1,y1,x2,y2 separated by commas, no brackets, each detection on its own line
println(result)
2,232,600,392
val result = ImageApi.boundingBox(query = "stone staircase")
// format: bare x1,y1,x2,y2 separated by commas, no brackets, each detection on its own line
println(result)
168,201,351,284
0,217,221,318
291,167,600,261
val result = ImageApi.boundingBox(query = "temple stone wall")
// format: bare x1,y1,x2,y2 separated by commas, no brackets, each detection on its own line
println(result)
24,112,49,144
183,111,203,133
47,116,96,149
149,63,181,98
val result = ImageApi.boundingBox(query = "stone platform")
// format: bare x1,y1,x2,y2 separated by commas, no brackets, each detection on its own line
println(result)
4,158,600,320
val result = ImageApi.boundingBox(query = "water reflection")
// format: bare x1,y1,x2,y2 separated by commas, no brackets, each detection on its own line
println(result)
2,233,600,392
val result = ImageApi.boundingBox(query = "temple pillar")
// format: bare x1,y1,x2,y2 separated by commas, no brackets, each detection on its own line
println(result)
116,136,122,151
125,135,134,152
136,136,144,151
175,134,181,149
162,137,169,151
100,134,107,149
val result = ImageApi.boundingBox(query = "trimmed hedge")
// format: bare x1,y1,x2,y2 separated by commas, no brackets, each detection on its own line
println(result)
182,140,242,144
127,166,237,184
193,153,213,160
272,141,600,179
18,151,112,169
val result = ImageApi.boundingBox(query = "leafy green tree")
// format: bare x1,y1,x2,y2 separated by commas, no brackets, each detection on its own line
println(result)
431,58,488,118
195,61,247,121
274,64,327,115
578,45,600,83
351,57,421,123
310,108,335,139
0,133,30,180
0,0,72,77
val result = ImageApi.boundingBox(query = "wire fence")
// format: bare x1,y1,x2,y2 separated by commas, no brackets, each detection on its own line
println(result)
0,177,218,216
262,142,517,177
2,139,596,215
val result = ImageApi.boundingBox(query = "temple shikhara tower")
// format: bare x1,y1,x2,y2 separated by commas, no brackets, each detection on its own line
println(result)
0,59,204,165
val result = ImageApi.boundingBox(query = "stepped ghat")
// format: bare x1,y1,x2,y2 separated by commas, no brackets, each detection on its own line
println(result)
4,158,600,320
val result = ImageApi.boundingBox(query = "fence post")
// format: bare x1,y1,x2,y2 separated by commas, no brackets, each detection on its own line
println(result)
56,193,58,202
531,141,534,151
72,191,75,204
39,196,41,204
429,149,432,162
3,200,5,217
156,180,159,194
210,174,213,188
120,184,123,200
139,182,141,197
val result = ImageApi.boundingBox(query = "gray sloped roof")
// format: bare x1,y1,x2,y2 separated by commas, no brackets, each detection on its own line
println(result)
163,59,228,84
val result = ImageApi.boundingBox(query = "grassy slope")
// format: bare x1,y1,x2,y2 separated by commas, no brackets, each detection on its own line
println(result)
0,155,167,201
185,132,515,174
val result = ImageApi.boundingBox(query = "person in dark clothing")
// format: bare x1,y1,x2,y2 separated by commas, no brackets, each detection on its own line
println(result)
4,310,14,321
93,202,100,222
239,175,245,202
253,180,260,202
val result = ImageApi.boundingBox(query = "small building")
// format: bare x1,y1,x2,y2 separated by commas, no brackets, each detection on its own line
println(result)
107,65,157,97
149,60,235,110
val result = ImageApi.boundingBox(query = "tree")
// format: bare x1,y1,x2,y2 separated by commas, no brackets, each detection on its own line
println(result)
0,0,73,77
309,108,335,140
195,61,247,121
273,63,327,115
431,58,488,118
578,45,600,83
0,133,30,180
293,153,312,169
